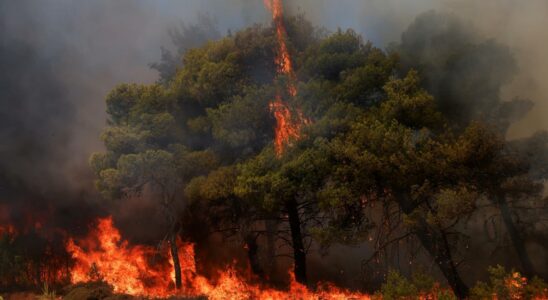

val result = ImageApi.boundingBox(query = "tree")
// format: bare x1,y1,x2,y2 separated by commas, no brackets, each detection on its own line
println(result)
235,147,316,284
91,18,306,287
397,11,547,278
151,14,222,85
92,83,200,289
316,72,470,297
91,13,546,296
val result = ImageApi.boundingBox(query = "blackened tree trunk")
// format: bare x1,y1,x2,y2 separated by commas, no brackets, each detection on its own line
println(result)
396,194,469,298
245,234,264,277
285,198,307,284
169,233,182,289
498,197,535,277
265,220,278,277
412,221,469,299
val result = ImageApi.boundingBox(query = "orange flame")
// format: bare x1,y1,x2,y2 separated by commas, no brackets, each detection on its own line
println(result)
67,217,372,299
264,0,308,156
66,217,176,297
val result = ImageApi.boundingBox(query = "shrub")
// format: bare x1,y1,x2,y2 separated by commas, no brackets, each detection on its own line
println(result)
470,265,548,299
378,270,456,300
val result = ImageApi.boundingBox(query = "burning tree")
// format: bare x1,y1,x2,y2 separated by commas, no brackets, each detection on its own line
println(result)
2,1,548,299
88,6,302,293
82,3,547,299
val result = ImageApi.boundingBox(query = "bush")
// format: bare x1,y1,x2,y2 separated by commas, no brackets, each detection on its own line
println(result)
377,270,456,300
470,265,548,299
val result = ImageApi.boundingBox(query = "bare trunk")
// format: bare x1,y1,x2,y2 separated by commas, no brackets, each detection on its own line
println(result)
498,197,535,277
265,219,278,277
412,221,469,298
396,194,469,298
285,198,307,284
169,233,182,289
245,234,264,277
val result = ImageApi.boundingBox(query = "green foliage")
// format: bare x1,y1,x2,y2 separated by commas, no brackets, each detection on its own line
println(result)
298,30,398,113
105,84,140,125
173,38,245,108
186,166,238,203
470,265,548,299
117,150,177,189
379,70,442,129
207,87,274,154
378,270,456,300
430,187,477,224
380,271,419,299
335,48,398,106
302,29,368,81
100,126,147,155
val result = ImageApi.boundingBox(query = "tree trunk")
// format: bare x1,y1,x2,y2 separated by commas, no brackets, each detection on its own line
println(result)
498,197,535,277
396,194,469,298
285,198,307,284
169,233,182,289
412,221,469,299
245,234,264,277
265,220,278,277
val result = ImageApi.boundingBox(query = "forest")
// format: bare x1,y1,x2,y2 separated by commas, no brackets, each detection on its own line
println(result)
1,1,547,299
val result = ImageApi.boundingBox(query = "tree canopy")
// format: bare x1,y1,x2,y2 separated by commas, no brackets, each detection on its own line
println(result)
90,14,547,298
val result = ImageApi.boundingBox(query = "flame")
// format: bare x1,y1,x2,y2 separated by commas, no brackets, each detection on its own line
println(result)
269,96,307,156
264,0,308,156
67,217,372,299
66,217,176,297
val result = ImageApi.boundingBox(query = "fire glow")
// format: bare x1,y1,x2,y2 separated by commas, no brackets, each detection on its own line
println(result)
66,217,372,299
264,0,309,156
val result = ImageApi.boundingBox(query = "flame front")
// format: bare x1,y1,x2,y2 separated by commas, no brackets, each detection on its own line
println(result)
264,0,308,156
66,217,176,297
66,217,371,299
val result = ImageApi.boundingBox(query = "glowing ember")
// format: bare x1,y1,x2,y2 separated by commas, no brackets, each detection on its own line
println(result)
67,217,372,299
264,0,309,156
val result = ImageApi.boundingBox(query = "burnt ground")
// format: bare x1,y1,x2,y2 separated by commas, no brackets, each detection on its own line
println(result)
1,282,206,300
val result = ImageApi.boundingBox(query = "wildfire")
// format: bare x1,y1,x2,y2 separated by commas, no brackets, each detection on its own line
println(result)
66,217,372,299
66,217,176,297
264,0,309,156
